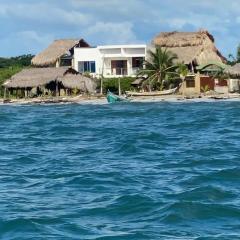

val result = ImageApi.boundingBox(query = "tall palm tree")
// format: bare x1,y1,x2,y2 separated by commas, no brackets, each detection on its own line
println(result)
138,47,178,91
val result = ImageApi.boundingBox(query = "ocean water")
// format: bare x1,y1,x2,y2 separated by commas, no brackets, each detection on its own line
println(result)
0,101,240,239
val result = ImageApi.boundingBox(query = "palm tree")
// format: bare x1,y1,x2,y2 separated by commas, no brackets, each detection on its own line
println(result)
176,63,189,95
138,47,178,91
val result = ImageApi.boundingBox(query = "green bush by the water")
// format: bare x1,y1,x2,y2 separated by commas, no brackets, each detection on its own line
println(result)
102,77,135,94
0,55,33,97
0,67,24,97
0,54,34,68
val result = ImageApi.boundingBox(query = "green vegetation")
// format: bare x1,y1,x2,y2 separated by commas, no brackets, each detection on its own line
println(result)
139,47,179,90
0,54,34,68
102,77,135,94
101,47,189,94
0,67,24,97
228,44,240,65
0,55,34,97
201,85,210,93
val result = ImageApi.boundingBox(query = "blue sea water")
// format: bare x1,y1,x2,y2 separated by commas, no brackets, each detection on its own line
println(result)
0,101,240,239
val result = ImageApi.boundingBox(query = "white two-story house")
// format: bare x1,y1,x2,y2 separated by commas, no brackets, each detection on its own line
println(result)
74,44,146,78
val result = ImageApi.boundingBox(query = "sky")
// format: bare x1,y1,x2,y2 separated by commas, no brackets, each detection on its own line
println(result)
0,0,240,58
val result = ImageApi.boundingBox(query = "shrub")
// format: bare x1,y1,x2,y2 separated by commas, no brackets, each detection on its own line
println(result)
0,66,23,97
102,77,135,94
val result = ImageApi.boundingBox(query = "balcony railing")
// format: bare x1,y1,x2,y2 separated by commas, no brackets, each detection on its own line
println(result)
101,67,142,77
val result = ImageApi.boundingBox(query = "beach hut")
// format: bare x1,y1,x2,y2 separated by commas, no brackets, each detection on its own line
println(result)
152,30,227,95
31,39,90,68
3,67,96,98
152,30,226,66
224,63,240,92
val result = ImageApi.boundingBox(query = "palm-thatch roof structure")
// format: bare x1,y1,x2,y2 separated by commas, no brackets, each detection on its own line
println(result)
58,75,97,93
224,63,240,78
152,30,226,65
31,39,90,67
3,67,96,93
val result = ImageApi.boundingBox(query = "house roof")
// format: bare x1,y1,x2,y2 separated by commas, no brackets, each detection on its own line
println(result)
31,39,90,67
224,63,240,77
58,75,97,93
152,30,226,65
3,67,96,92
4,67,68,88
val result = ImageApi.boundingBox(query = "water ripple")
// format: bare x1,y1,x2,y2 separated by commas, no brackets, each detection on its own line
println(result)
0,102,240,239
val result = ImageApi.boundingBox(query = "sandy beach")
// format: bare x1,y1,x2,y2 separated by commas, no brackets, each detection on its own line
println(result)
1,93,240,105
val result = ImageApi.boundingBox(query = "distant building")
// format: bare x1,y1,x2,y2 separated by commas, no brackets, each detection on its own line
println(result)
152,30,228,95
225,63,240,93
74,44,147,78
3,67,96,98
152,30,226,66
31,39,90,68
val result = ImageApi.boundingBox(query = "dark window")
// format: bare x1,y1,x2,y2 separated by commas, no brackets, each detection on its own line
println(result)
90,61,96,73
60,59,72,67
186,79,195,88
78,61,96,73
132,57,144,68
111,60,128,75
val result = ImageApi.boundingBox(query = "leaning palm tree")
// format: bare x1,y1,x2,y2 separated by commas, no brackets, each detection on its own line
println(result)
138,47,178,91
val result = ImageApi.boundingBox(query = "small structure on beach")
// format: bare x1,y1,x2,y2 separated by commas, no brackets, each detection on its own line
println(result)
224,63,240,92
153,30,226,66
31,39,90,68
152,30,227,95
3,67,96,98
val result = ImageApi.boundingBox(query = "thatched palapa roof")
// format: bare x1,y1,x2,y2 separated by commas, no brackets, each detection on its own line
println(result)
31,39,90,67
153,30,226,65
59,75,97,92
4,67,96,93
224,63,240,78
4,67,68,88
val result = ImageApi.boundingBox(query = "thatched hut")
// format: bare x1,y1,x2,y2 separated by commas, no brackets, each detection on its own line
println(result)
58,74,97,93
3,67,96,98
150,30,228,95
224,63,240,92
152,30,226,66
224,63,240,77
31,39,90,67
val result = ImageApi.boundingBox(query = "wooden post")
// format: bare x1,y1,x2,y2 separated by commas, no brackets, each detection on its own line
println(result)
24,88,27,98
4,88,6,99
100,77,103,95
56,81,59,97
118,77,121,96
118,68,124,95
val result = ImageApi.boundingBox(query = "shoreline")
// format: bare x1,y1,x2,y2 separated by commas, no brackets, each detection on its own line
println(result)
1,93,240,105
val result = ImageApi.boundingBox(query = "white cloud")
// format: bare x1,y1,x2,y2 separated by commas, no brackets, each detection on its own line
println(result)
0,2,92,26
84,22,139,45
1,0,240,56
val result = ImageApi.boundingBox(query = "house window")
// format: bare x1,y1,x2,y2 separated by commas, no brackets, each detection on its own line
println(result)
111,60,128,75
186,79,195,88
132,57,144,69
78,61,96,73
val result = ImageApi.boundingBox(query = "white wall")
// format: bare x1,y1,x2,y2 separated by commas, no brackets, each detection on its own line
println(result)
74,44,146,78
74,48,102,77
229,79,240,92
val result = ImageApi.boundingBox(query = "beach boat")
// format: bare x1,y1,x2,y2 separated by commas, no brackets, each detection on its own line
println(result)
126,87,178,97
106,91,129,103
